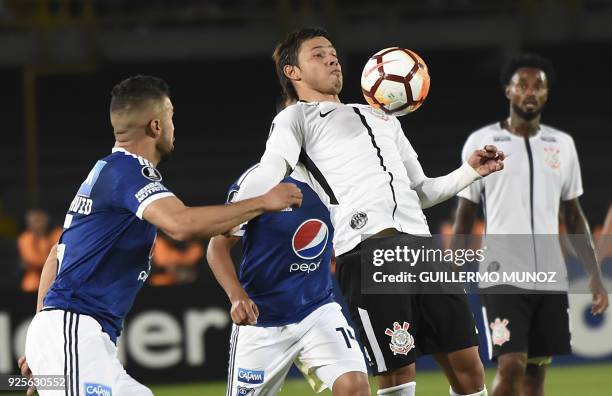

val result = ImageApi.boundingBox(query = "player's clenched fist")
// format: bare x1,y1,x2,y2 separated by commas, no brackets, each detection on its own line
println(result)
230,288,259,326
468,144,506,177
262,183,303,211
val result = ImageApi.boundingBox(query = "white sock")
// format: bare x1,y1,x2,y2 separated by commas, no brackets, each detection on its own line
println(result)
449,385,488,396
377,381,416,396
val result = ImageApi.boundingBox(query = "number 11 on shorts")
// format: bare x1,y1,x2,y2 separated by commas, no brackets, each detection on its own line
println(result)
335,327,356,348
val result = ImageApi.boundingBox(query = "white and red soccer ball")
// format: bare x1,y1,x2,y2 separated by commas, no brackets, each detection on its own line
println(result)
361,47,431,116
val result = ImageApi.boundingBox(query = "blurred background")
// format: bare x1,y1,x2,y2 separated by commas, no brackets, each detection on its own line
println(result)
0,0,611,394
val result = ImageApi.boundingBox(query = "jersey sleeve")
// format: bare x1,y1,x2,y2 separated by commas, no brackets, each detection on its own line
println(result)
226,182,246,237
394,117,419,161
264,105,304,169
111,162,175,219
456,132,483,203
561,135,584,201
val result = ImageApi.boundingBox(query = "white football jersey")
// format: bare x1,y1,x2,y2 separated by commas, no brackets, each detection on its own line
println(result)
264,101,430,255
458,122,583,291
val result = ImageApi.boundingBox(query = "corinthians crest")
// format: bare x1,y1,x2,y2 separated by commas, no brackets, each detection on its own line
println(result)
490,318,511,346
544,147,560,169
385,321,415,355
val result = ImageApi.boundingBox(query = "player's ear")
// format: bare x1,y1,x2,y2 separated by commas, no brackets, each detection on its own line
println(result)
504,85,511,100
146,119,162,138
284,64,301,81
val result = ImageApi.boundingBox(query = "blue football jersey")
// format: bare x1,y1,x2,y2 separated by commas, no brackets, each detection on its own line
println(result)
44,148,175,343
227,165,334,326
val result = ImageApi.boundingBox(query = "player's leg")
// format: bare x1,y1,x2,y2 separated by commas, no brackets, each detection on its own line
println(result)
26,310,152,396
481,290,534,396
376,365,417,395
226,323,298,396
434,346,485,395
520,293,571,396
331,372,371,396
106,342,152,395
520,359,548,396
293,302,369,395
74,312,152,396
25,310,69,396
492,353,527,396
335,245,418,396
417,292,484,395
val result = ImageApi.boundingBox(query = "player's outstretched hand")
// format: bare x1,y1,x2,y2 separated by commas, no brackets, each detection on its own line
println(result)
262,183,302,211
17,356,36,396
230,288,259,326
468,145,505,177
590,278,609,315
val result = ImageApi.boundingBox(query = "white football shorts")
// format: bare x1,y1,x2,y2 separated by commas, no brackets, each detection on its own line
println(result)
25,309,152,396
226,302,367,395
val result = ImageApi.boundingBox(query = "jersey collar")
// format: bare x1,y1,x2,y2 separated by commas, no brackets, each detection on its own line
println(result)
111,147,154,167
497,122,542,140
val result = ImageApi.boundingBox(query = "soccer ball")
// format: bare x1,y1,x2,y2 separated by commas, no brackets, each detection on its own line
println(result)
361,47,430,116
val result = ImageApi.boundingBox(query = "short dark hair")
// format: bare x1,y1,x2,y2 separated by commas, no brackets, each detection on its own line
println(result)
272,26,331,102
500,53,555,88
110,75,170,112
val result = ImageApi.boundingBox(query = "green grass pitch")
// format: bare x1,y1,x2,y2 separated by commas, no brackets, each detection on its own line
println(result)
146,363,612,396
1,364,609,395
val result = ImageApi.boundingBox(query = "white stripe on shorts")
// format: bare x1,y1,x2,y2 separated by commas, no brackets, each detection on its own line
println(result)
61,311,81,396
63,311,68,396
226,326,239,396
481,306,493,360
358,307,387,373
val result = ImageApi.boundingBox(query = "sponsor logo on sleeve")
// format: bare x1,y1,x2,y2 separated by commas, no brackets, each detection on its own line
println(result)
237,368,265,385
493,136,511,142
135,182,169,203
85,383,112,396
142,165,162,181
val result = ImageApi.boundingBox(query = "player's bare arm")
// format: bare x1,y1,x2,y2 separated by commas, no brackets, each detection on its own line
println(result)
451,198,479,251
207,235,259,325
561,198,609,314
18,244,57,396
596,204,612,262
143,183,302,240
404,145,504,209
36,243,58,313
